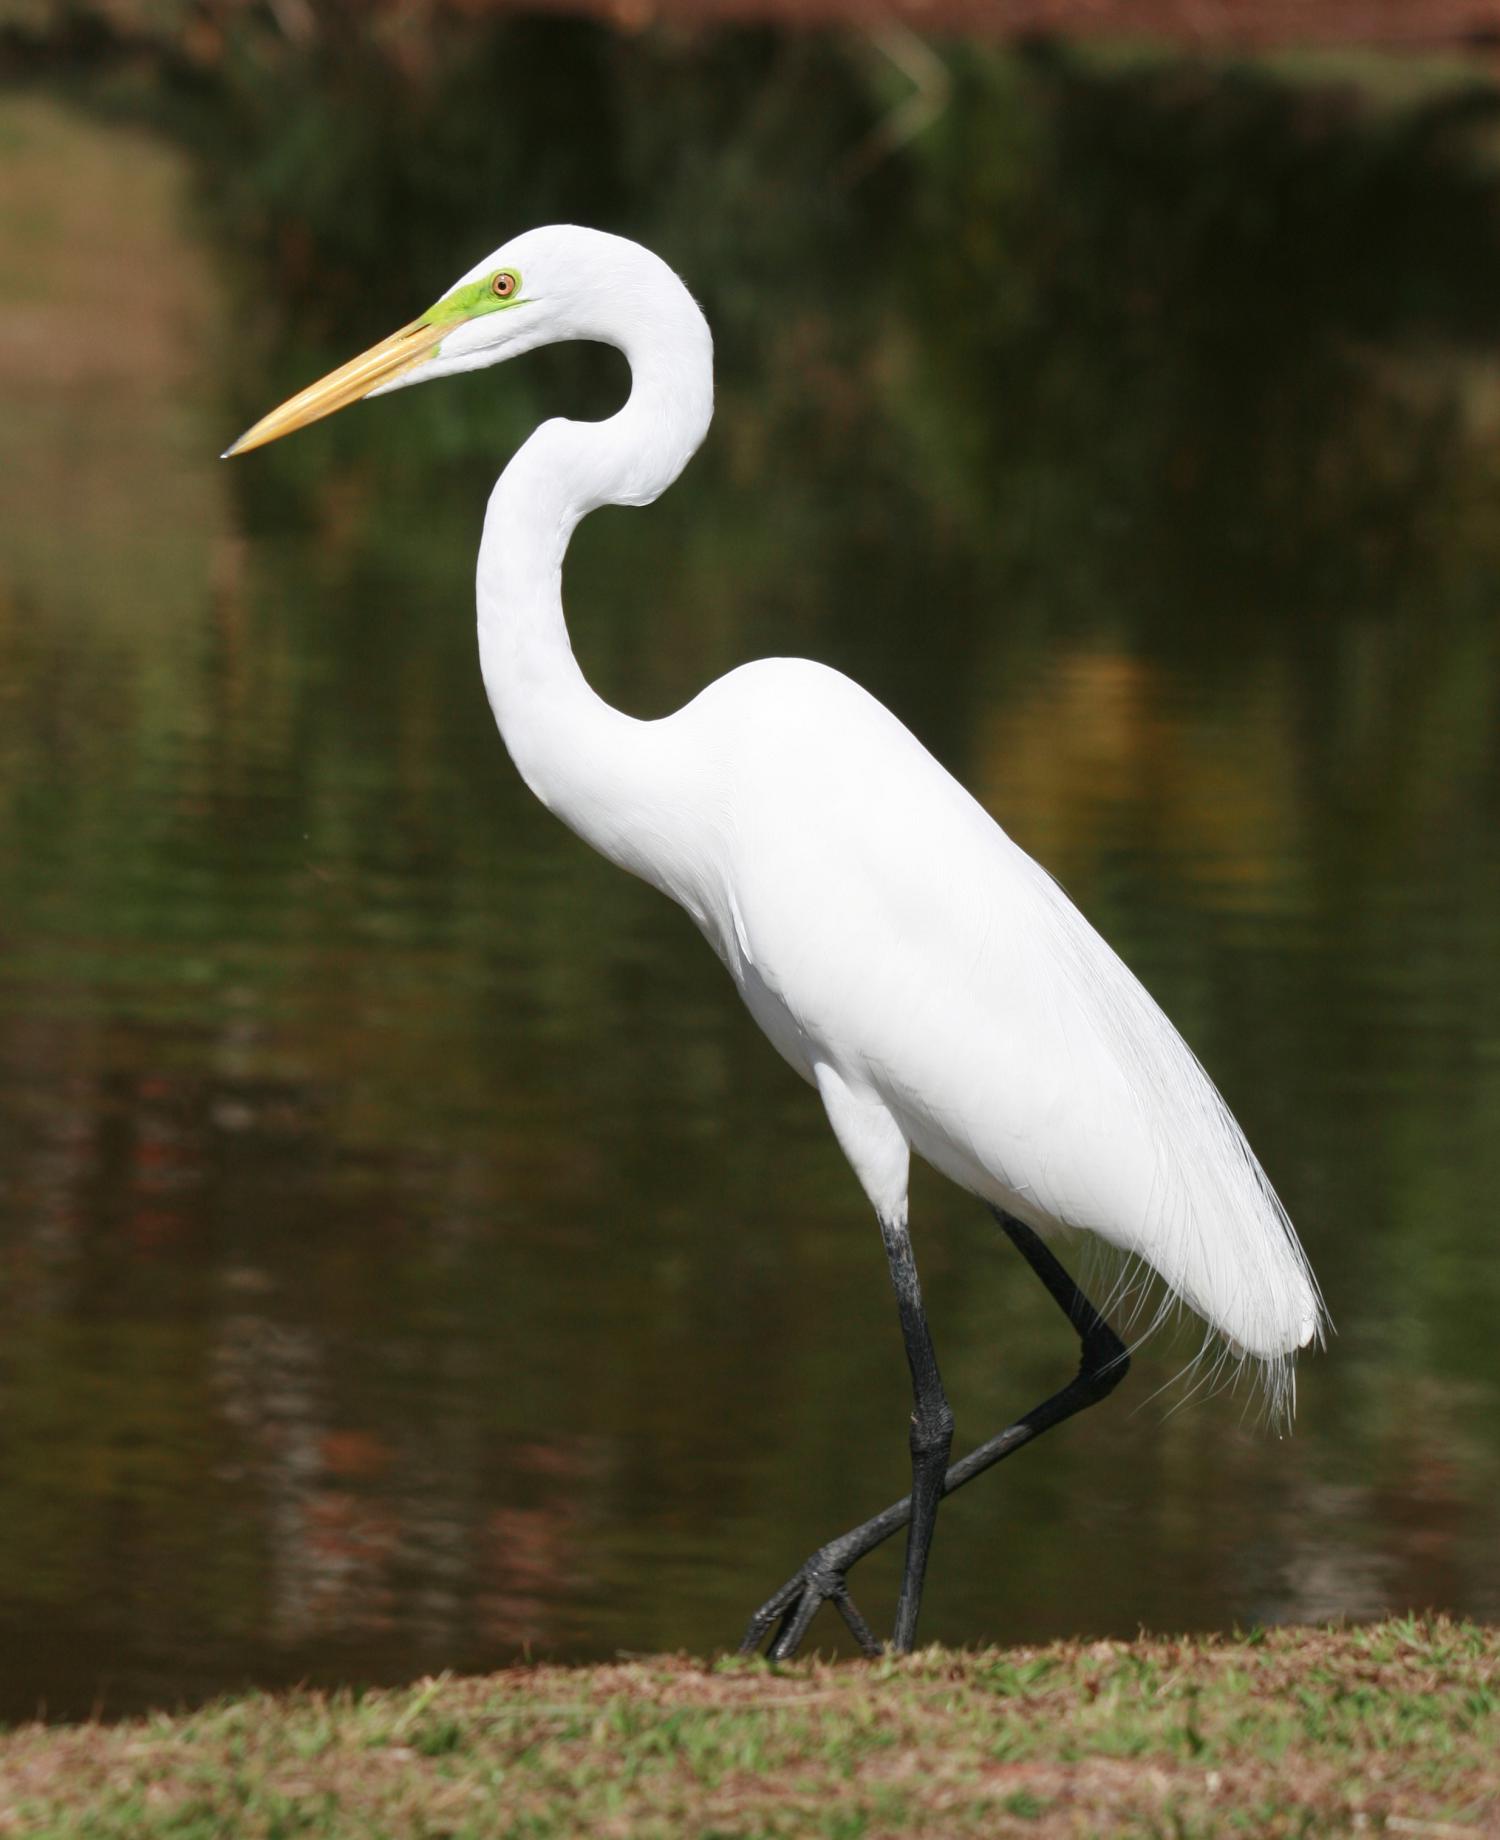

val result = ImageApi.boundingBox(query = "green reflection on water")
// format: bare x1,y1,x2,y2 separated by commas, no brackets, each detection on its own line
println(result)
1,32,1498,1719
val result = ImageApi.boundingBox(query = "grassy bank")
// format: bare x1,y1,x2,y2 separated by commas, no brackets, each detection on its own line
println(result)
0,1618,1494,1836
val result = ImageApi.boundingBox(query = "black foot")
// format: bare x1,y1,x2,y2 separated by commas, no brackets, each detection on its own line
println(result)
737,1210,1133,1662
739,1542,883,1660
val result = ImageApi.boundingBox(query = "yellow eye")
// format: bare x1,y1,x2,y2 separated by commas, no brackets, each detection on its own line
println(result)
491,270,518,300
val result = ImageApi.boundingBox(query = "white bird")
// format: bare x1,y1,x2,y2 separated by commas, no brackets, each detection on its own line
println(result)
226,225,1326,1658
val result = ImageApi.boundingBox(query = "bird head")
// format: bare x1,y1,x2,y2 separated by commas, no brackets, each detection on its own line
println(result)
223,225,685,458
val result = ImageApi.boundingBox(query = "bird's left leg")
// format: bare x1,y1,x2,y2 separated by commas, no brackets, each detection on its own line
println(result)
746,1069,951,1657
879,1206,955,1651
740,1206,1128,1660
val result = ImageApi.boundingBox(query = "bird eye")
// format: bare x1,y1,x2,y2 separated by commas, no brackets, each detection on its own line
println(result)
491,270,519,300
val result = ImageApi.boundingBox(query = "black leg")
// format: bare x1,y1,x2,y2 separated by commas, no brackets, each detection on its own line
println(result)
739,1207,1129,1659
880,1212,954,1652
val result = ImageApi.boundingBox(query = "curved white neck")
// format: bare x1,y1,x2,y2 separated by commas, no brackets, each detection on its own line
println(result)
475,274,713,885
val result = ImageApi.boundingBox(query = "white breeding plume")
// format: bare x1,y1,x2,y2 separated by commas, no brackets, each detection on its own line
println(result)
227,224,1326,1659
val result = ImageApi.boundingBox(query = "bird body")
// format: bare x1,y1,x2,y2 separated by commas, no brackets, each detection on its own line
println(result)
228,223,1324,1654
507,640,1317,1376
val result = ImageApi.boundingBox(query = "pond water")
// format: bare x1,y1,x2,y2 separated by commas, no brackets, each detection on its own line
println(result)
1,49,1498,1720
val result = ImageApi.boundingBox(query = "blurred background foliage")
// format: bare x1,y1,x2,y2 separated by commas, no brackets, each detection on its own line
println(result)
1,0,1498,1718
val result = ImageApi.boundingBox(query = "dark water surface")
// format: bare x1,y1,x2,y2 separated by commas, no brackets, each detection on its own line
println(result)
2,50,1500,1719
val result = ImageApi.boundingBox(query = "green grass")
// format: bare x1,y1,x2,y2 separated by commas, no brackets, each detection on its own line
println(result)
0,1617,1494,1836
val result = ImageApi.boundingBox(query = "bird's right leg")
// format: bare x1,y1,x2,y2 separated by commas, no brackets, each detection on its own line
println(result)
738,1208,1129,1660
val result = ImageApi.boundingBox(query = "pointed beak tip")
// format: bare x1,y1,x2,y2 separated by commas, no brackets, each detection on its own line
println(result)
220,319,444,464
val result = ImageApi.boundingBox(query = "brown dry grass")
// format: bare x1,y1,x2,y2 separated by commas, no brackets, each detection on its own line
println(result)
0,1616,1495,1836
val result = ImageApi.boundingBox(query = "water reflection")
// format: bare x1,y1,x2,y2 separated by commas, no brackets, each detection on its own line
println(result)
1,42,1499,1720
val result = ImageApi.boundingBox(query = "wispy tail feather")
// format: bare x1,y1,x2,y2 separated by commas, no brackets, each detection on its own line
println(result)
1027,860,1328,1425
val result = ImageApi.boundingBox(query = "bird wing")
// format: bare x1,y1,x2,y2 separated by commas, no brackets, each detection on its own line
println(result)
672,657,1322,1384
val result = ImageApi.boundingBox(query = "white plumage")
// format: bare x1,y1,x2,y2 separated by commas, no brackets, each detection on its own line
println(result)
461,228,1323,1380
228,222,1326,1654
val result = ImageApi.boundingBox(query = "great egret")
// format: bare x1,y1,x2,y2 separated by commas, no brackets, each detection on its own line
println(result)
226,225,1325,1659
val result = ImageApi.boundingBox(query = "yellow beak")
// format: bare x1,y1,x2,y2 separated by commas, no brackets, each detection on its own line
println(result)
222,317,449,458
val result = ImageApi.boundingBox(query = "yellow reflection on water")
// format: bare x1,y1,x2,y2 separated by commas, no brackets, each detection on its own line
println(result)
971,646,1306,917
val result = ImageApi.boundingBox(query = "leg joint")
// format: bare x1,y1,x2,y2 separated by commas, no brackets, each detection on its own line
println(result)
909,1401,955,1460
1078,1329,1130,1400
